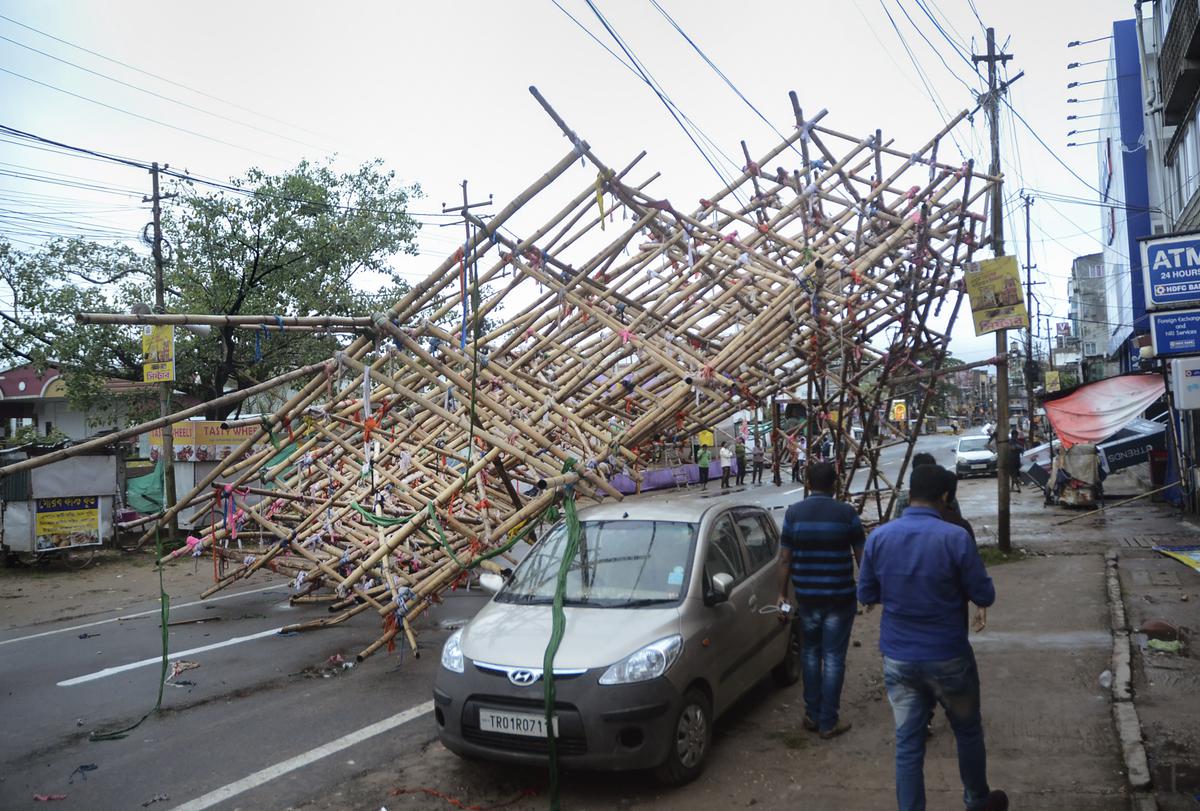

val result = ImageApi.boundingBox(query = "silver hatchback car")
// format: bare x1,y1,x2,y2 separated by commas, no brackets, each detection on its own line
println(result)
433,493,801,785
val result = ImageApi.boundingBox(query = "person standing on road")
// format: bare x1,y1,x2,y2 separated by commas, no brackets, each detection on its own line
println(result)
779,461,865,740
719,441,733,489
892,452,937,516
857,464,1006,811
751,440,765,485
697,444,712,491
1008,428,1024,494
735,437,748,486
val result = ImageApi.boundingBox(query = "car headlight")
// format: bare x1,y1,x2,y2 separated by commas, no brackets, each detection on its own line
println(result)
599,635,682,685
441,628,465,673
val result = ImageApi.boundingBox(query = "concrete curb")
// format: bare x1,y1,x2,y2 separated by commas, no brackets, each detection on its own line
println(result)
1104,550,1157,808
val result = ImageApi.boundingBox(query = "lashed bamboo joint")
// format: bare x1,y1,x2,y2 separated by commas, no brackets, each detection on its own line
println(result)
41,88,996,660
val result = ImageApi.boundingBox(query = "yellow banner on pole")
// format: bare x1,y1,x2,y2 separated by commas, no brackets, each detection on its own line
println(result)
964,256,1030,336
1045,370,1061,393
142,325,175,383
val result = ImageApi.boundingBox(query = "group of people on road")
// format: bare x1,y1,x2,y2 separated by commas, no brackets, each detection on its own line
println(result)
779,456,1006,811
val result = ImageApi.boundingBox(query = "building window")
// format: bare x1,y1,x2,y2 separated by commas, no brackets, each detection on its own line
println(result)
1085,341,1098,356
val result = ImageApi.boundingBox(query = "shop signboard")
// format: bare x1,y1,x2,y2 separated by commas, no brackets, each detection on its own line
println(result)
34,495,101,550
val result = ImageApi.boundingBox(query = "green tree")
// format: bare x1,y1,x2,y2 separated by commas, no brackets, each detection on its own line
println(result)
0,160,422,422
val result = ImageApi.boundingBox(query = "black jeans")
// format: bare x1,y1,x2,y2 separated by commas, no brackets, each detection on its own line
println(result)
721,466,731,488
699,465,709,487
752,461,764,484
735,457,746,485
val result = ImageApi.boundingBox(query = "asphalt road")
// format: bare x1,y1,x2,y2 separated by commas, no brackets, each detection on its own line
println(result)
0,434,969,810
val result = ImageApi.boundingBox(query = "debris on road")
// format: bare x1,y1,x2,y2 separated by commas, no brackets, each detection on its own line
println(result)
32,794,67,802
165,660,200,682
141,793,170,806
67,763,97,783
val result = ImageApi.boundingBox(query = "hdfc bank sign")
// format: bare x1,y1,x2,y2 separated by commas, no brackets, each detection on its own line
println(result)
1142,232,1200,310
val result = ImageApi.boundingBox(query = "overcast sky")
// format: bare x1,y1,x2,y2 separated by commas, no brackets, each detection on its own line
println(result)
0,0,1139,364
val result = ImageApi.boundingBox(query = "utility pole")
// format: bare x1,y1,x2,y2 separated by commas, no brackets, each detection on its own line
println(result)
146,163,178,546
1022,193,1036,442
974,27,1015,553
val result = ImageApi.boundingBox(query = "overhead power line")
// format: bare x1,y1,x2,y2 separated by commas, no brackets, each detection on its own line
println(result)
0,11,334,142
0,32,333,154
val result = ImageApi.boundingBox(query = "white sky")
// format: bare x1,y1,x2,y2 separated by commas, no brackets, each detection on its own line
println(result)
0,0,1138,364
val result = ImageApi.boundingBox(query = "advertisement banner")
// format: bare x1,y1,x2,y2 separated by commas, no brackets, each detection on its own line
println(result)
964,256,1029,335
150,421,270,462
890,400,908,422
1045,371,1061,393
142,325,175,383
34,496,101,550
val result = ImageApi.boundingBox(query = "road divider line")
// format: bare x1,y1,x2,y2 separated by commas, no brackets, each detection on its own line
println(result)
1,584,285,648
170,701,434,811
57,626,284,686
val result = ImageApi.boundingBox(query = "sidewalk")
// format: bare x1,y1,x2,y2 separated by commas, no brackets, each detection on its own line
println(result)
1114,538,1200,810
310,483,1171,811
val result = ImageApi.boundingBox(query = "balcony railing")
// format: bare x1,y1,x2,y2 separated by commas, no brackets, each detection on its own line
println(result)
1162,0,1200,126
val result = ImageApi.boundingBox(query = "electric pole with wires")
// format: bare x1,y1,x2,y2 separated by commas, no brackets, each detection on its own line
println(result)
973,27,1015,554
1023,192,1037,443
144,162,179,546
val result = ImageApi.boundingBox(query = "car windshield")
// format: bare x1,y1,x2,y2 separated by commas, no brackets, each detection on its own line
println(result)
496,520,697,608
959,437,990,452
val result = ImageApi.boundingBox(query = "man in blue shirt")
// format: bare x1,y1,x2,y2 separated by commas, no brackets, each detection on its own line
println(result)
858,464,1006,811
779,462,864,739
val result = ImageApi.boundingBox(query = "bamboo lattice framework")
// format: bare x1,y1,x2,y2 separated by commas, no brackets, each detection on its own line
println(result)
39,89,998,660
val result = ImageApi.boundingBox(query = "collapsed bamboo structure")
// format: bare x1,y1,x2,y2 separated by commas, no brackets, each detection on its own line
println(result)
27,88,997,660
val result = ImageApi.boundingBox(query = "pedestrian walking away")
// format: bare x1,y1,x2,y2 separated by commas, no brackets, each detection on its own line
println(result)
719,441,733,489
858,464,1006,811
751,440,765,484
697,444,712,490
1008,428,1024,493
735,437,747,486
779,461,865,740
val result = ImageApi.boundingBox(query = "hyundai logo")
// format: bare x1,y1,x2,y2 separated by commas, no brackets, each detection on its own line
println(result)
508,669,539,686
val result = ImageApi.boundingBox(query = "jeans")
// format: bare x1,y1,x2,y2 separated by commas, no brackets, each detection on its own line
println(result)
735,458,746,485
752,461,764,484
883,652,990,811
798,601,856,731
721,466,731,488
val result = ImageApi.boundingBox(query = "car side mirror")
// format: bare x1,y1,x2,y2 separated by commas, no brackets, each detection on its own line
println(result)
706,572,733,606
479,572,505,594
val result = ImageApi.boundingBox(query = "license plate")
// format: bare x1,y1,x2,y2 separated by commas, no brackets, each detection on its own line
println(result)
478,707,558,738
971,464,985,470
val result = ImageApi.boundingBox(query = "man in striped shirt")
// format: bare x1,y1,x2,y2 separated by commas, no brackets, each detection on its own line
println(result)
779,461,865,739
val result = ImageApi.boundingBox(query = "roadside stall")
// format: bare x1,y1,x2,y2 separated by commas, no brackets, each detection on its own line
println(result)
0,450,119,567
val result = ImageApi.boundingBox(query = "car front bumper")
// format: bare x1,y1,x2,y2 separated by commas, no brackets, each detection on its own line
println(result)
433,661,683,771
956,459,996,475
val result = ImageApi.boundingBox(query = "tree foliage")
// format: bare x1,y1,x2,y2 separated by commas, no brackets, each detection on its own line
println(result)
0,160,422,422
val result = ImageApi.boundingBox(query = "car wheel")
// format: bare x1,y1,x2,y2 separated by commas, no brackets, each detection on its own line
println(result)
771,621,801,688
654,688,712,786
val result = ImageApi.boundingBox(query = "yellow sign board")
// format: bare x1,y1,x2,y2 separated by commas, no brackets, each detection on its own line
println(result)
697,429,714,447
964,256,1029,336
1045,371,1061,393
150,421,268,462
142,325,175,383
35,496,101,549
890,400,908,422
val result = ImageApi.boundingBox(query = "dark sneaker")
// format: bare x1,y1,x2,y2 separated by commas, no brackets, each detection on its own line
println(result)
802,715,818,732
819,720,852,739
978,790,1009,811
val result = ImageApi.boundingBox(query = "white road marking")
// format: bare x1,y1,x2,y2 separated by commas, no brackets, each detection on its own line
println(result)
170,700,434,811
0,584,285,648
57,626,284,686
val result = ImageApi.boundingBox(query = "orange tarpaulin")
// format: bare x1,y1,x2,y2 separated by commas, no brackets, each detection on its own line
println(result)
1042,374,1165,449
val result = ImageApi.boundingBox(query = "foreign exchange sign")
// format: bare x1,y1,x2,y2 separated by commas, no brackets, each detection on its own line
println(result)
1150,307,1200,356
1141,232,1200,310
